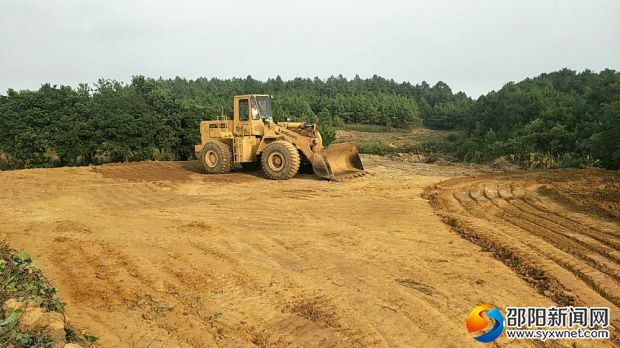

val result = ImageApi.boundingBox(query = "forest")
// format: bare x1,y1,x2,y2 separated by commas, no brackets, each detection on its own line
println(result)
458,69,620,169
0,69,618,170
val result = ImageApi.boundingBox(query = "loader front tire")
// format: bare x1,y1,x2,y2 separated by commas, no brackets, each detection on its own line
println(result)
200,141,232,174
261,141,300,180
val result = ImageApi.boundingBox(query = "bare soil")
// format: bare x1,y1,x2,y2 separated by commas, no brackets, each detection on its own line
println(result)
426,169,620,338
0,157,617,347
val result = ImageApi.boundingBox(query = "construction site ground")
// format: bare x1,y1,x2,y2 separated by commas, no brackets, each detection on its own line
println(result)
0,154,617,347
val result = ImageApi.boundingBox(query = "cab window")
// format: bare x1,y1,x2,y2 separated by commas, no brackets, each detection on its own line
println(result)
256,96,272,120
239,99,249,121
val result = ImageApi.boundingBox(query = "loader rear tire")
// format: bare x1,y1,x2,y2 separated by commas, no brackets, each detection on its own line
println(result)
200,140,232,174
261,141,300,180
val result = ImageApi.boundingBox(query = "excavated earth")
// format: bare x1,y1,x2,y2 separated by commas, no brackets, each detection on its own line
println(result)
426,169,620,332
0,156,617,347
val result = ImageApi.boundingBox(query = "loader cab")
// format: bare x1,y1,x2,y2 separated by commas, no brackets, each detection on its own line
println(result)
233,94,272,136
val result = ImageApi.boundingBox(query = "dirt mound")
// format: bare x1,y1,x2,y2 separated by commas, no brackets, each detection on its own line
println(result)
91,161,203,182
427,169,620,336
536,168,620,218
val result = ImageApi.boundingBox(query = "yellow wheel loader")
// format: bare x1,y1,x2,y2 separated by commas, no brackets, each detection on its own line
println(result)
194,94,365,180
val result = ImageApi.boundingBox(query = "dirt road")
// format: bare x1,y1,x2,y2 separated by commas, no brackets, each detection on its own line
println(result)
0,157,616,347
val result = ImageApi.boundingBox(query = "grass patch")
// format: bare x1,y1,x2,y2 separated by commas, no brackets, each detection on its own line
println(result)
336,126,461,161
357,141,398,156
356,138,456,160
339,123,408,133
0,242,96,347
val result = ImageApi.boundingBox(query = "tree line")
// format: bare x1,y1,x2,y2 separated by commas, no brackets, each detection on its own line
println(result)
0,69,617,170
0,74,467,169
456,69,619,169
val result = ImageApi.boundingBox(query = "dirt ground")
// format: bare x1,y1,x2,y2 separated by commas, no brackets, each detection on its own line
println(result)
0,156,617,347
427,169,620,332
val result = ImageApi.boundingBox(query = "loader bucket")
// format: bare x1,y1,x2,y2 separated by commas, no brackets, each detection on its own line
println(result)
312,142,366,181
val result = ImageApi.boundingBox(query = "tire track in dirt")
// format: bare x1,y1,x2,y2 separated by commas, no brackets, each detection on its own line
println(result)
508,196,620,254
479,184,620,284
47,233,224,347
525,194,620,239
171,228,393,347
47,237,178,347
497,184,619,251
448,187,598,305
427,169,620,332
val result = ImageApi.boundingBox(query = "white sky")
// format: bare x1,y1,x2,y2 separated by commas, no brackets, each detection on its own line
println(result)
1,0,619,97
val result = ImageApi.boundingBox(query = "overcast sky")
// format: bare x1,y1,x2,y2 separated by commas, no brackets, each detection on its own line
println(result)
1,0,619,97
